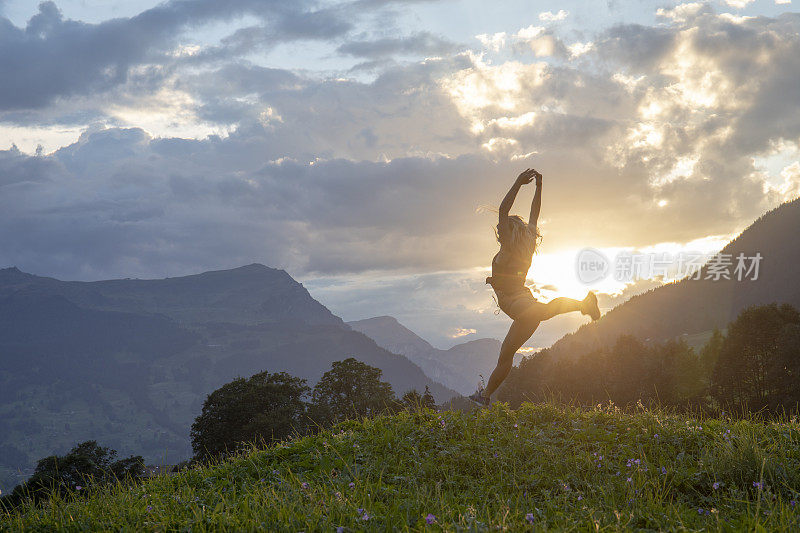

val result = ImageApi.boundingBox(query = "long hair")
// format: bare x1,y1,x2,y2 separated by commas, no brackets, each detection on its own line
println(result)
496,215,540,258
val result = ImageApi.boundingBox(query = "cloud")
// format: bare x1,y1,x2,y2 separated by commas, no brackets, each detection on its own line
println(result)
337,31,456,59
0,4,799,322
0,0,376,112
538,10,569,22
722,0,754,8
450,327,477,338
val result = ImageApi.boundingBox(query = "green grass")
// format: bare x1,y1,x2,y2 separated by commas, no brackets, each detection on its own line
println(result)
4,402,800,531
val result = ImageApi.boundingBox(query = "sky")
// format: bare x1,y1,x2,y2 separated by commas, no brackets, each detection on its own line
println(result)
1,0,799,348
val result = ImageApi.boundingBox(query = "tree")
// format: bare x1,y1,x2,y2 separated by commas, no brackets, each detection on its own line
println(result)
310,358,398,426
0,441,144,510
700,329,724,376
190,371,309,460
401,386,437,411
712,304,800,411
422,386,437,409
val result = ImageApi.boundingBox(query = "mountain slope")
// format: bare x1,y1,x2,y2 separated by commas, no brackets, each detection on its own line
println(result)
348,316,502,394
550,197,800,356
0,265,456,492
7,405,799,531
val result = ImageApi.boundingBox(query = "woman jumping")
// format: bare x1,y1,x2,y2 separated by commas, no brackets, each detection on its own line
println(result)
469,168,601,406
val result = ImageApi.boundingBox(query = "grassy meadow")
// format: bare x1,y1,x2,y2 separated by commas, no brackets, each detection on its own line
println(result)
4,402,800,531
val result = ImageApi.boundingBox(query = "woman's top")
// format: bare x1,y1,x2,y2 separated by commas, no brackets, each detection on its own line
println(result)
488,246,533,294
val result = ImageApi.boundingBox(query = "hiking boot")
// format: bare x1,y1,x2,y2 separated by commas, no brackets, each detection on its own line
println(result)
582,291,601,321
469,390,490,407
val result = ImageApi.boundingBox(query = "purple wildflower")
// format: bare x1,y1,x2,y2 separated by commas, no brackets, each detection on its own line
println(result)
301,482,309,490
661,467,667,475
712,482,720,490
627,477,632,483
426,513,436,525
75,485,82,491
146,505,153,512
753,481,763,490
526,513,535,524
790,500,797,507
349,482,355,489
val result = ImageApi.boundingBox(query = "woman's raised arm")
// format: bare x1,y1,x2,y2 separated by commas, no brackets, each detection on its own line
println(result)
528,170,542,230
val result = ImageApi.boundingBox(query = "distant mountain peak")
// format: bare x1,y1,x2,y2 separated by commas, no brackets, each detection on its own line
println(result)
352,316,400,326
349,315,503,395
236,263,274,271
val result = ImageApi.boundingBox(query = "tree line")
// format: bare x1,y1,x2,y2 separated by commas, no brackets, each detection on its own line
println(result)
190,357,436,460
498,303,800,413
1,358,435,512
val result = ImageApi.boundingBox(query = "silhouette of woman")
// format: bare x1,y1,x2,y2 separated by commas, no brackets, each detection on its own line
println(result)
469,169,601,406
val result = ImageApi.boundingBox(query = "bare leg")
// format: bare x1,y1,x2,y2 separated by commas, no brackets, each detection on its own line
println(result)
483,297,585,399
538,297,583,321
485,315,540,398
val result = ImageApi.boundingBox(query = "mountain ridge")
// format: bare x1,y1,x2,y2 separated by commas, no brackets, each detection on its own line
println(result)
0,264,457,492
348,316,503,394
550,197,800,357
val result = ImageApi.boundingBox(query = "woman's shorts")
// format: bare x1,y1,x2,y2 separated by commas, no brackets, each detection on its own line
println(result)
495,288,538,321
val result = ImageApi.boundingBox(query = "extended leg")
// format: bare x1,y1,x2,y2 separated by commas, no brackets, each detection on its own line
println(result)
539,297,583,321
484,314,540,398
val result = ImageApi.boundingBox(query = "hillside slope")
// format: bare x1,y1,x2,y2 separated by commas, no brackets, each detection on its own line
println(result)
5,404,800,531
551,197,800,356
0,265,456,493
348,316,503,394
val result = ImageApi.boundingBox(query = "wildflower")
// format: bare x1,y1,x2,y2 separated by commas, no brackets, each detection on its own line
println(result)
577,495,583,501
514,424,518,429
790,500,797,507
426,514,436,525
698,508,704,515
362,513,370,521
627,477,632,483
357,508,364,515
75,485,82,491
712,482,720,490
337,528,345,533
146,505,153,512
301,482,309,490
753,481,763,490
653,434,659,439
661,467,667,475
349,482,355,489
525,513,535,524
